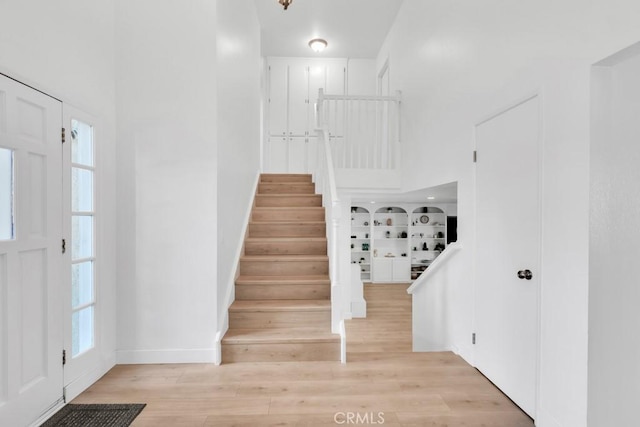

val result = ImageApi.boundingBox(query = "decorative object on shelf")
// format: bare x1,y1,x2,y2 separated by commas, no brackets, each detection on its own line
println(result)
434,242,446,251
386,218,392,226
436,231,444,238
413,246,418,251
351,243,354,249
400,231,407,238
422,242,428,251
365,233,369,238
387,207,392,212
351,235,357,239
359,257,365,263
279,0,293,10
364,221,369,226
385,231,391,238
420,215,430,224
401,253,407,257
373,249,378,257
373,220,380,226
362,243,369,251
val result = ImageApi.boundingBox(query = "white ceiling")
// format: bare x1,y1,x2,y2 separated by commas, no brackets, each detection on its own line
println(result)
350,181,459,204
253,0,404,58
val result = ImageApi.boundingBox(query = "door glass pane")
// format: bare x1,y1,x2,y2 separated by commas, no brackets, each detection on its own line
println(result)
71,119,94,167
71,167,93,212
71,216,93,259
72,261,93,308
72,306,94,357
0,148,14,240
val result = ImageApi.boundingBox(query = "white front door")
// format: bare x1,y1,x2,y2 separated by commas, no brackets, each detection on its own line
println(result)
0,75,64,426
474,95,540,417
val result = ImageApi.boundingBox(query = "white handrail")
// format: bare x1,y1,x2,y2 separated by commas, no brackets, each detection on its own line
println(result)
406,241,463,295
313,97,344,341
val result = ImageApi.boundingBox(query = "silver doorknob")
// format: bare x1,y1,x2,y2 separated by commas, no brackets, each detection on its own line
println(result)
517,269,533,280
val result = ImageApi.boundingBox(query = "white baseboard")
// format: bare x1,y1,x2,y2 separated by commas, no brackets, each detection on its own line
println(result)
116,348,216,364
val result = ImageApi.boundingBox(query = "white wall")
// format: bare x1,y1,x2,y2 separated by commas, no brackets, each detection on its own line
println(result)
115,0,218,363
377,1,640,426
0,0,118,387
216,0,262,335
347,59,376,96
588,45,640,427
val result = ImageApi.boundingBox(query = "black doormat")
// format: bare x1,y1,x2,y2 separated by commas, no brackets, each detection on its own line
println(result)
40,403,146,427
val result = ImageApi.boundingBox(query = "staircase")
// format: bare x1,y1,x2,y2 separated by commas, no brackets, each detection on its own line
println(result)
221,174,340,363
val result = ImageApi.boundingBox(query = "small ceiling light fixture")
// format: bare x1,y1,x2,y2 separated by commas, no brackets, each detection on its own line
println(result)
308,38,328,53
427,196,435,200
279,0,293,10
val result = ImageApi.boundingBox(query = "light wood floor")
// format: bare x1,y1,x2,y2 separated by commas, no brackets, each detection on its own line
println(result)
72,284,534,426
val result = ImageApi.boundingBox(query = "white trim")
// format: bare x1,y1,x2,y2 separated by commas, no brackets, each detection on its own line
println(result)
213,330,224,366
339,320,346,364
214,170,261,365
116,349,216,364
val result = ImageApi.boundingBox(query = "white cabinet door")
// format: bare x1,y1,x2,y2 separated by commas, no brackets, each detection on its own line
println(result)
373,258,393,282
288,63,309,136
288,136,307,173
267,135,288,173
0,74,64,427
268,61,288,137
392,258,411,282
308,63,326,109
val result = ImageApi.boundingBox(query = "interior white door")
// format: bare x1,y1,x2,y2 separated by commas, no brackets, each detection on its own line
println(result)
0,75,64,426
474,95,540,417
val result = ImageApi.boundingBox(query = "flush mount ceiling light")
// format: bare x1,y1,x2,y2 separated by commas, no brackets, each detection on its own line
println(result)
279,0,293,10
308,38,328,53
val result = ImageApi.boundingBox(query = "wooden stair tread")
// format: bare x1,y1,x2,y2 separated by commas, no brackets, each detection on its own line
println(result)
260,174,312,180
241,254,328,261
253,206,324,211
222,328,339,344
230,300,331,312
250,221,325,225
256,193,322,199
236,275,330,285
245,237,327,243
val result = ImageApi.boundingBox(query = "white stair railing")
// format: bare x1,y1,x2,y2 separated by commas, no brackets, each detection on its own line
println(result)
314,124,346,363
317,89,401,170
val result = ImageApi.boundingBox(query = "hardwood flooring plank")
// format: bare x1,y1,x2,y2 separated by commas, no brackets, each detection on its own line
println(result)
69,283,533,427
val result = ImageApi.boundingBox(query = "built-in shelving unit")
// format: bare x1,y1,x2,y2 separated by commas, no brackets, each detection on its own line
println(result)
350,203,453,283
350,206,371,281
410,206,446,280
